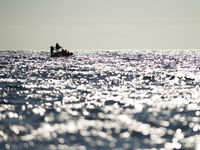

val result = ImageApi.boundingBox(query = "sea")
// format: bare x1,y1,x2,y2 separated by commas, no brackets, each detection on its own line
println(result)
0,49,200,150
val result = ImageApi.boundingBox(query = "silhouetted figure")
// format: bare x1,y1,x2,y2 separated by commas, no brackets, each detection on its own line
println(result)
50,46,55,56
56,43,62,50
61,49,65,56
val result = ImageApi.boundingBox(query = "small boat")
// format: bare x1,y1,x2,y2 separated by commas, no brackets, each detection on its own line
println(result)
50,44,73,57
51,50,73,57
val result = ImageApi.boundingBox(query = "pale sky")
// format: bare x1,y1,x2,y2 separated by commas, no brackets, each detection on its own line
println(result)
0,0,200,50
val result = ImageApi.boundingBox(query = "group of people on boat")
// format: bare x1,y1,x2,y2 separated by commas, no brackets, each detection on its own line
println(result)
50,43,73,57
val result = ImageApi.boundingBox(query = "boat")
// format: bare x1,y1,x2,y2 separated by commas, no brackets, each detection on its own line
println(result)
51,50,73,57
50,44,73,57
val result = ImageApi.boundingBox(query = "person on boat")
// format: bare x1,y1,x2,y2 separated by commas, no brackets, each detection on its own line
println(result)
61,49,66,56
62,49,70,56
55,43,62,50
50,46,55,56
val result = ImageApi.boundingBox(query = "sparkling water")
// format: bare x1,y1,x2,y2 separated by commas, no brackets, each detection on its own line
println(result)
0,49,200,150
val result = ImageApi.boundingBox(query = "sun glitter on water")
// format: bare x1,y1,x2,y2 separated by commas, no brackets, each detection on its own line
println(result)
0,49,200,150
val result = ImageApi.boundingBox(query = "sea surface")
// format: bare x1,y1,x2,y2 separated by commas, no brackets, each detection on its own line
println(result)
0,49,200,150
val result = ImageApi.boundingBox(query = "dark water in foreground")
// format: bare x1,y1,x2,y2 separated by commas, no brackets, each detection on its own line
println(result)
0,49,200,150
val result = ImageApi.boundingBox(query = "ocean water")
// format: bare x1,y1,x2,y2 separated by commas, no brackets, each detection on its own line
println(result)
0,49,200,150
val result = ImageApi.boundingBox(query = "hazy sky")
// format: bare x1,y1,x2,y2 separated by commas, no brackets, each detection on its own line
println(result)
0,0,200,50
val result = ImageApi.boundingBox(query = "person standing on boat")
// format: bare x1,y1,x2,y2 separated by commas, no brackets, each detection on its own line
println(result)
50,46,55,56
56,43,62,50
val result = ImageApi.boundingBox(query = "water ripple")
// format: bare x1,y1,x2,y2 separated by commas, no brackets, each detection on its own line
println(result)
0,50,200,150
